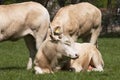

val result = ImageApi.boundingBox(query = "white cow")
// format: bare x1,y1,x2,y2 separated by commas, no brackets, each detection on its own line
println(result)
0,1,50,70
62,43,104,72
51,2,102,47
34,27,79,74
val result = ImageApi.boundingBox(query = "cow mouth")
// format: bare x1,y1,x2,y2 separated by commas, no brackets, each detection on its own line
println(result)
71,56,79,60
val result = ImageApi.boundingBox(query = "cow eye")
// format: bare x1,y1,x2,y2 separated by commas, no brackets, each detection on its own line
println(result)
64,40,71,46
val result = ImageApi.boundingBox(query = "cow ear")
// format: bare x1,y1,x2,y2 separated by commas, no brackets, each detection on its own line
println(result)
49,25,61,41
53,26,63,40
54,26,62,35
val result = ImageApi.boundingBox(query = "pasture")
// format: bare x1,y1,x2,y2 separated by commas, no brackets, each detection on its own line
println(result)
0,37,120,80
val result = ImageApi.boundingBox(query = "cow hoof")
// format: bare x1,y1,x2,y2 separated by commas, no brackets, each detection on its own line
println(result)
34,66,43,74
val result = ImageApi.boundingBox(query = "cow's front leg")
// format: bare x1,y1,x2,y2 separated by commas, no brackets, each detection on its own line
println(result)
34,66,44,74
34,66,53,74
70,62,83,72
24,35,37,70
0,34,3,41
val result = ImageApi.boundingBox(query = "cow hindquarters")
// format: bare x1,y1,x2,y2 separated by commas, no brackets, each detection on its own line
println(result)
24,35,37,70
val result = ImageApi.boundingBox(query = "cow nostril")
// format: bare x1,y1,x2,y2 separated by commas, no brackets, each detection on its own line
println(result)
75,54,79,57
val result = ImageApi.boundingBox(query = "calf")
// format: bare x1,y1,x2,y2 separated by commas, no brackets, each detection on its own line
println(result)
0,1,50,69
62,43,104,72
34,27,79,74
51,2,102,46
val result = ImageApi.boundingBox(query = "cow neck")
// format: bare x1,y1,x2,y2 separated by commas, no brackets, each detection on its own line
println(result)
43,39,58,63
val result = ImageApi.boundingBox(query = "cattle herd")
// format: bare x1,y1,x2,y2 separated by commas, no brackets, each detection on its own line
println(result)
0,1,104,74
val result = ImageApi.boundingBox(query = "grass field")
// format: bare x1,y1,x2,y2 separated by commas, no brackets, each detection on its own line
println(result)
0,37,120,80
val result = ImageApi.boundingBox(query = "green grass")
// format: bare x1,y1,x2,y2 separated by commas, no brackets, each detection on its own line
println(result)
0,38,120,80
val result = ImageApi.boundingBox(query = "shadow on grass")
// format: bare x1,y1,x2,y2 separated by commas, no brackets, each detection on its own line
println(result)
0,66,26,71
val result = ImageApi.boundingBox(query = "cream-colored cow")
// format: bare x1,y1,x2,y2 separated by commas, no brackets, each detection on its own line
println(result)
51,2,102,46
34,27,79,74
0,1,50,70
62,43,104,72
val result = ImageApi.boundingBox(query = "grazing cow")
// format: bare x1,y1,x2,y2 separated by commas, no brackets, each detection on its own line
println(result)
50,2,102,46
62,43,104,72
0,1,50,70
34,27,79,74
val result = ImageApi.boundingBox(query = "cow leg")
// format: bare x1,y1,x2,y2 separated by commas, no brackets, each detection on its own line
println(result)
34,66,53,74
91,51,104,72
0,34,4,41
92,65,103,72
70,60,83,72
24,35,37,70
35,24,48,49
34,66,44,74
90,25,102,47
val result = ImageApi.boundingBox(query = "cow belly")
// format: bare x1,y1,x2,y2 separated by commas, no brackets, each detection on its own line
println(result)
14,28,34,38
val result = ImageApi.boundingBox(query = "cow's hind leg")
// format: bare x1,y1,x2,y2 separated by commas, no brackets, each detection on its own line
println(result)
0,34,4,41
92,65,103,72
24,35,37,70
90,25,102,47
35,23,48,49
91,51,104,72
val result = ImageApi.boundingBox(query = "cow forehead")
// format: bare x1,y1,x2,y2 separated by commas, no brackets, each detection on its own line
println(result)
62,35,74,42
60,36,74,46
62,36,69,41
60,35,70,42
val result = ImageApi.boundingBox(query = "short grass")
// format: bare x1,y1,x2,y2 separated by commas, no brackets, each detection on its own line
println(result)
0,37,120,80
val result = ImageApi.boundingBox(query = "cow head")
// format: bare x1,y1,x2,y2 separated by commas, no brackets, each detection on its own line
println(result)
49,26,78,59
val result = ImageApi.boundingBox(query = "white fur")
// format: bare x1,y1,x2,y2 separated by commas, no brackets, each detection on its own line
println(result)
68,43,104,72
34,66,43,74
92,65,104,72
27,58,32,70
